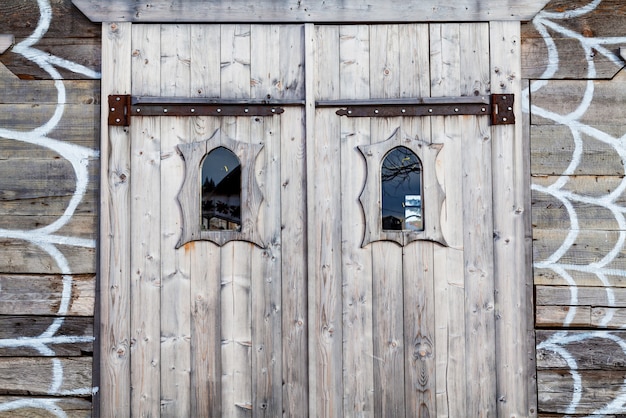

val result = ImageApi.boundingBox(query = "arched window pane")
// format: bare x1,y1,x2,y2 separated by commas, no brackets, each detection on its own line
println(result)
201,147,241,231
381,147,423,231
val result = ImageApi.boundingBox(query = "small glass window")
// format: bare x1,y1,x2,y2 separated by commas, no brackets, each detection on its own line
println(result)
201,147,241,231
381,147,423,231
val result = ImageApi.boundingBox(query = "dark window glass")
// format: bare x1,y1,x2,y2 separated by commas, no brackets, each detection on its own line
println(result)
381,147,423,231
201,147,241,231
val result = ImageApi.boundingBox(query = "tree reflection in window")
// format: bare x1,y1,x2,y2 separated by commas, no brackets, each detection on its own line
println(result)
201,147,241,231
381,146,423,231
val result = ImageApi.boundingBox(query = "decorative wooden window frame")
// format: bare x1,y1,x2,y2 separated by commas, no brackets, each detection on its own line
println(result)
358,127,446,247
177,128,264,248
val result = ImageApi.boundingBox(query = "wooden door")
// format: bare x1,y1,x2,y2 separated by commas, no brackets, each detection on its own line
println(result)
101,22,532,417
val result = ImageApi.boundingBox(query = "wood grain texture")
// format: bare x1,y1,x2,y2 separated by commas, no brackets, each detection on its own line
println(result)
99,21,132,417
0,357,92,395
72,0,550,23
0,274,94,316
0,396,91,417
490,21,536,418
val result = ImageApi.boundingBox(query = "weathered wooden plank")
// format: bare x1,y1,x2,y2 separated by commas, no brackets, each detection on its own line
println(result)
430,23,467,417
0,396,91,417
190,25,220,98
521,0,626,79
460,22,497,417
532,176,626,231
250,111,283,416
490,20,536,418
537,330,626,370
0,72,99,104
72,0,550,23
535,266,626,288
538,369,626,415
0,215,95,240
535,305,592,328
221,24,251,100
99,20,132,417
530,125,626,176
0,158,98,200
0,274,94,316
0,357,92,396
591,307,626,329
338,23,374,417
0,35,14,55
533,229,626,273
536,285,626,308
0,315,93,357
0,240,95,275
307,24,342,418
531,71,626,129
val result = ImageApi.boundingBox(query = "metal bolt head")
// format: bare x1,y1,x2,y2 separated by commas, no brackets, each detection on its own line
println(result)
217,108,221,113
428,109,433,113
503,117,507,122
163,108,168,113
111,107,115,112
191,108,195,113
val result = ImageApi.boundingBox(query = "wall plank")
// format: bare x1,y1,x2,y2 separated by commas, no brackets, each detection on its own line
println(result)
0,357,92,396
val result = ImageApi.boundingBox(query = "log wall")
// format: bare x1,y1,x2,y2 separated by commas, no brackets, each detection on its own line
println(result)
0,0,625,416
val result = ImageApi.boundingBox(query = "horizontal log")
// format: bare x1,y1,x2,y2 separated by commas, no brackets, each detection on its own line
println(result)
530,125,626,176
0,275,95,316
532,176,626,230
0,158,98,201
538,369,626,414
535,305,591,328
0,104,100,150
0,195,96,219
0,316,93,357
536,285,626,308
591,307,626,329
533,229,626,275
0,396,91,417
0,357,92,396
531,71,626,128
0,68,100,104
535,267,626,288
72,0,550,22
537,330,626,370
0,241,95,274
0,215,96,241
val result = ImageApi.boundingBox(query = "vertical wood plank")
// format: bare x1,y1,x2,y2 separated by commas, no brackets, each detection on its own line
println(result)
281,106,308,417
398,24,435,418
220,115,253,418
99,21,132,418
189,116,223,418
129,116,162,417
188,26,222,416
370,118,405,418
339,24,375,417
430,23,467,417
279,25,305,101
308,24,343,418
490,21,536,418
221,24,251,99
369,24,405,417
129,24,161,418
160,23,192,417
250,109,283,416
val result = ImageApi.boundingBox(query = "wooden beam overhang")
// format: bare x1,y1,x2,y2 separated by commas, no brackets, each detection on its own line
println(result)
72,0,550,23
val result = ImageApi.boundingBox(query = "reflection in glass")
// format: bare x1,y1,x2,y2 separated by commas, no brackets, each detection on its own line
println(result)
201,147,241,231
381,147,423,231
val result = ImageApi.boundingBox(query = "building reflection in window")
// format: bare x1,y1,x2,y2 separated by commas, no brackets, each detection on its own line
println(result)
201,147,241,231
381,146,423,231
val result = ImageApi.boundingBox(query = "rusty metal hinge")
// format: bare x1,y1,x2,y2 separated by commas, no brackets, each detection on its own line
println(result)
108,94,131,126
107,95,290,126
328,94,515,125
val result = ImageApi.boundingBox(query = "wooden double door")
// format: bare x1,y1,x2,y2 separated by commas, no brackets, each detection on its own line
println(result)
101,22,532,417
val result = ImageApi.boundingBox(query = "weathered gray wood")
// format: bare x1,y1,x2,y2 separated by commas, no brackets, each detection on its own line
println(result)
0,316,93,357
430,23,467,417
538,369,626,415
533,229,626,272
533,176,626,231
0,240,95,275
537,330,626,370
0,274,94,316
535,305,592,328
0,68,99,104
0,396,91,417
99,20,132,417
0,357,92,396
0,35,14,54
490,21,536,418
72,0,550,22
531,125,626,176
536,285,626,307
